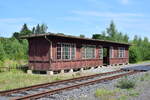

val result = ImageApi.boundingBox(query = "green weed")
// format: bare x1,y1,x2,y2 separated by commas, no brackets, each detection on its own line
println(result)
95,89,119,100
116,77,136,89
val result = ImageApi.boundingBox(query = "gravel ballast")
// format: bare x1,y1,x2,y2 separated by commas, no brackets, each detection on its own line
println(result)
38,71,150,100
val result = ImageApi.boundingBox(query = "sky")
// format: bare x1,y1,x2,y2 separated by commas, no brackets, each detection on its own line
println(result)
0,0,150,39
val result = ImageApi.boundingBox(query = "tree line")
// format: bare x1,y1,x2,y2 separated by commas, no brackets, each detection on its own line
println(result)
13,23,48,38
92,21,150,63
0,22,150,65
0,23,48,65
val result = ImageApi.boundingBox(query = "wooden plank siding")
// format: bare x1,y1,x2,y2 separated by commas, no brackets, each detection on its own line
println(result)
109,47,129,65
28,35,129,71
29,38,50,70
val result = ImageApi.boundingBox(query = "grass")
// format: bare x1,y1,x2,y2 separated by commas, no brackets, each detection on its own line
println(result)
136,60,150,64
95,75,142,100
0,59,27,72
95,88,139,100
0,69,82,91
117,95,128,100
0,59,27,67
95,88,119,100
140,73,150,81
116,76,136,89
0,68,94,91
128,90,139,97
0,59,74,90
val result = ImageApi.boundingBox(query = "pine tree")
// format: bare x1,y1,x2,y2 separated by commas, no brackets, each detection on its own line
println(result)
133,35,138,43
12,32,20,38
32,27,35,34
40,24,48,34
123,34,129,42
106,21,117,41
20,23,31,36
35,24,40,34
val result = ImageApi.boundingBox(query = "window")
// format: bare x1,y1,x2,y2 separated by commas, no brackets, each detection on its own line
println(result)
118,47,125,58
57,43,61,59
62,44,71,59
98,46,103,59
57,43,76,60
71,44,75,59
109,46,114,58
82,45,96,59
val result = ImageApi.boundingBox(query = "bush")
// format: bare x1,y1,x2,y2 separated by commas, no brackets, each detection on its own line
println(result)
95,89,119,100
116,77,136,89
129,46,141,63
140,73,150,81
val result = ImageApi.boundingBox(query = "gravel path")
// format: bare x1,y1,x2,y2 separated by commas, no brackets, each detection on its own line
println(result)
38,71,150,100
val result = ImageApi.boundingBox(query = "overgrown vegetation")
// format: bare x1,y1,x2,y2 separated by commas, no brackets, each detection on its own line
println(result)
95,88,139,100
140,73,150,81
0,69,93,90
94,75,144,100
0,21,150,69
95,88,118,100
92,21,150,63
116,76,136,89
0,23,48,68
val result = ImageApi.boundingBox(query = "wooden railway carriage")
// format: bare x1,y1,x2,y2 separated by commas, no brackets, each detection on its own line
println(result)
22,33,130,73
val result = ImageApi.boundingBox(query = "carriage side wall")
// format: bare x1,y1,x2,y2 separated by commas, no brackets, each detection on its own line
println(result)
28,37,129,71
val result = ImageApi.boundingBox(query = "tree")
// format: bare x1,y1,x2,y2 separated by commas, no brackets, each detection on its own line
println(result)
40,24,48,34
20,23,32,36
32,27,35,34
106,21,117,41
0,41,5,61
35,24,40,34
79,34,85,38
92,34,107,40
123,34,129,42
92,20,150,63
12,32,20,38
92,21,128,42
129,46,141,63
133,35,138,44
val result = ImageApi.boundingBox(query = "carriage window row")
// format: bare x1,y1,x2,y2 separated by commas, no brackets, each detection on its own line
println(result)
57,43,75,60
82,45,96,59
56,43,125,60
110,47,125,58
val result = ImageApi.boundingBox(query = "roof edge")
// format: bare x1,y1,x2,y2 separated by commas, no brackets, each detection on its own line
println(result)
20,32,131,46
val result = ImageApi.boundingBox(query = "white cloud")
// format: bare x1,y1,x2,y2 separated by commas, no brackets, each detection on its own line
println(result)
57,17,82,21
0,17,37,24
119,0,129,5
72,10,144,18
70,10,150,39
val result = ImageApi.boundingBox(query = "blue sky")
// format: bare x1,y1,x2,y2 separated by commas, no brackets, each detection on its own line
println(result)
0,0,150,39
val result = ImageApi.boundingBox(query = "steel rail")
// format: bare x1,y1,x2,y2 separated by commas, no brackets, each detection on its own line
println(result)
0,70,123,96
12,71,138,100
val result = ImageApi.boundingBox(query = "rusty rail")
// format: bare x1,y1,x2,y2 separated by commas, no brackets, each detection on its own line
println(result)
12,71,138,100
0,70,123,96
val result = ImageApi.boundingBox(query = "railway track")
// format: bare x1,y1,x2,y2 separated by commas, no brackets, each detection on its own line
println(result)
0,70,123,96
0,70,139,100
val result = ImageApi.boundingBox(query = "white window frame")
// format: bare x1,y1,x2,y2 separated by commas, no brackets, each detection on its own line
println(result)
98,46,103,59
118,47,125,58
82,45,96,59
70,43,76,59
56,43,76,60
109,46,114,58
